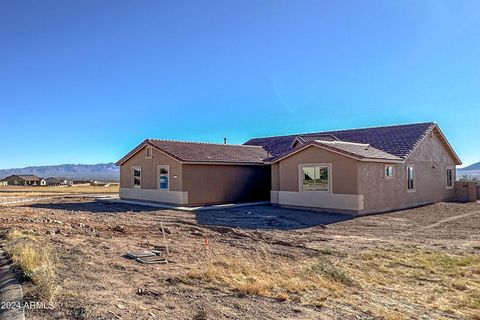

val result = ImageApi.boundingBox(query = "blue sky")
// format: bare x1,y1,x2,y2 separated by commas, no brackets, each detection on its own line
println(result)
1,0,479,168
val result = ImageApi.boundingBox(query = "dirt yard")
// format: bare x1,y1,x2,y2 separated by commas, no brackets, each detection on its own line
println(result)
0,198,479,320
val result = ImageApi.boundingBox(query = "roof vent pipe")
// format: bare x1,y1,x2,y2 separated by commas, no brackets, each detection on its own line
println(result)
224,137,227,145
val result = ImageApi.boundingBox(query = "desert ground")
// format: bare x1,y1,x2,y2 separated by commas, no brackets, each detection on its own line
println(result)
0,196,479,320
0,185,119,198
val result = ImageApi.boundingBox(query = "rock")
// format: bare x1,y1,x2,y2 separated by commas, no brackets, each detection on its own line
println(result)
116,304,126,309
136,288,162,297
113,225,125,233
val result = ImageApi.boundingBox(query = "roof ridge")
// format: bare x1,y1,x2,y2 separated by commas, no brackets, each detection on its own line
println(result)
148,139,265,148
245,121,436,141
317,140,369,147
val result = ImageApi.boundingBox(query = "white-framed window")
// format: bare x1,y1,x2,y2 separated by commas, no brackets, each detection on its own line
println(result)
146,146,153,159
407,165,415,192
158,165,169,190
299,164,331,192
446,166,453,189
385,165,394,178
132,166,142,188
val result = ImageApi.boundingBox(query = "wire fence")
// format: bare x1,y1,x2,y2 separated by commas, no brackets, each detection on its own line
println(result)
0,193,118,206
0,196,55,205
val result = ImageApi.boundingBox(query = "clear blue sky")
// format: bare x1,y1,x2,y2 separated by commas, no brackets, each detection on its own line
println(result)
1,0,479,169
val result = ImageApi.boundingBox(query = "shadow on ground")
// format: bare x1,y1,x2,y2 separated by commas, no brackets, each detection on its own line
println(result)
196,205,354,230
27,201,354,230
27,201,161,213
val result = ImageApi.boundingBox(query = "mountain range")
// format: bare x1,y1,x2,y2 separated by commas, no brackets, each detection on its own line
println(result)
1,161,477,181
0,163,119,181
457,161,480,178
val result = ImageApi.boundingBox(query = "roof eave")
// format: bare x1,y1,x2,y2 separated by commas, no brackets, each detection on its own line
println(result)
270,142,401,164
116,140,270,166
432,125,462,166
115,140,183,166
402,124,462,166
182,161,269,165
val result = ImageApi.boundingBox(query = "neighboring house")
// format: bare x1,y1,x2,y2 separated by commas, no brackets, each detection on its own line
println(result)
116,122,461,214
45,177,73,186
1,175,46,186
0,180,7,186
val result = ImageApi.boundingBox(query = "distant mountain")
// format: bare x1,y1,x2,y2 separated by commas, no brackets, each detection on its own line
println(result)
457,162,480,178
461,162,480,171
0,163,119,181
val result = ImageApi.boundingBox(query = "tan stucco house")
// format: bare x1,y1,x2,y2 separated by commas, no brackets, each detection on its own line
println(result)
1,175,47,186
116,122,461,214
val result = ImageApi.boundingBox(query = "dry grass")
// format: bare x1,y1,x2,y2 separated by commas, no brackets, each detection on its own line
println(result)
185,247,480,319
352,249,480,319
184,248,350,305
5,230,58,302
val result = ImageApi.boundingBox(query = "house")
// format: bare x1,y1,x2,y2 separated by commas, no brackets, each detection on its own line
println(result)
116,140,271,206
0,180,7,186
116,122,461,214
45,177,73,186
1,175,47,186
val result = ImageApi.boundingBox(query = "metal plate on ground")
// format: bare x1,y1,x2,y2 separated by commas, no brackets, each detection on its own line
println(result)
127,251,156,259
136,256,168,264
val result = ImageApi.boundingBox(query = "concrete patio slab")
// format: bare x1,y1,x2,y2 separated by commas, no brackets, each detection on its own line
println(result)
111,199,270,212
0,251,24,320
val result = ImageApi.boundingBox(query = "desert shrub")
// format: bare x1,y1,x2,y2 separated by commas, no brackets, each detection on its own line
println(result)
310,259,353,285
458,174,480,183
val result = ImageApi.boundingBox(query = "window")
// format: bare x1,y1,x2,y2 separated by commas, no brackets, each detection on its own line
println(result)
446,166,453,189
158,165,169,190
407,165,415,191
132,167,141,188
146,146,153,159
300,164,330,192
385,165,394,178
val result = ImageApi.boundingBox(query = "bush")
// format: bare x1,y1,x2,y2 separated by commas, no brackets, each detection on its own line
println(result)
310,259,354,285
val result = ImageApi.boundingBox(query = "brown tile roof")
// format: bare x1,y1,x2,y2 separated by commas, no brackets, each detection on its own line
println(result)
16,175,42,181
116,140,270,165
117,122,461,166
293,134,339,145
270,141,402,163
315,141,402,160
245,122,437,159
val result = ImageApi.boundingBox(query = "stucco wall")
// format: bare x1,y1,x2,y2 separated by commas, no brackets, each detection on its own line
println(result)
119,146,183,191
455,181,478,202
358,129,457,213
276,146,359,194
271,163,280,191
182,164,271,205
